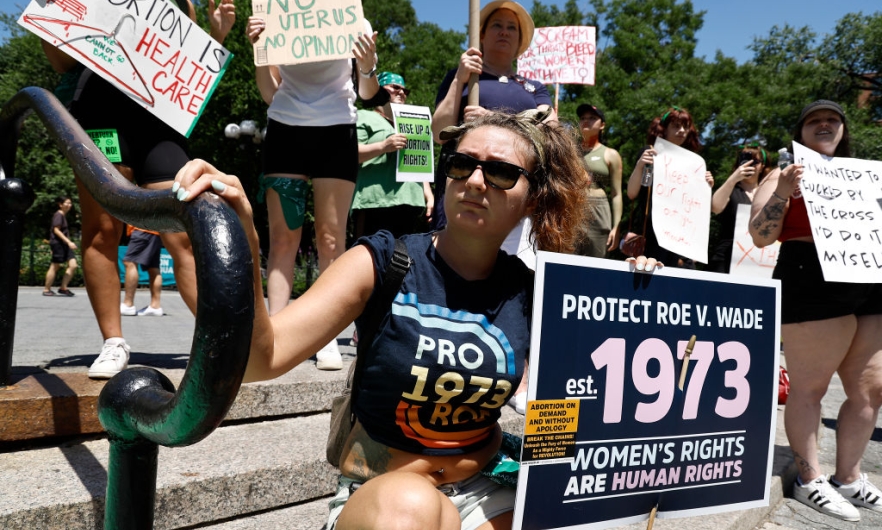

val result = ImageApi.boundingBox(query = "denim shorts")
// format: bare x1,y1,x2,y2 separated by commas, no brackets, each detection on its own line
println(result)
325,473,515,530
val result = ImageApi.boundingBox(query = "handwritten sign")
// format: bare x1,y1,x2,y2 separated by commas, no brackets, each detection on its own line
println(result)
516,26,596,85
390,103,433,182
251,0,364,66
514,252,780,530
651,138,710,264
729,204,779,278
794,142,882,283
20,0,232,137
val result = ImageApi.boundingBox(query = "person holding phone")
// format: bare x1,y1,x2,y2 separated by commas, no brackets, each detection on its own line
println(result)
708,145,771,273
750,100,882,522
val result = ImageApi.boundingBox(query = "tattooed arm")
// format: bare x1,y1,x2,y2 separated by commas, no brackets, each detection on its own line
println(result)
749,165,804,248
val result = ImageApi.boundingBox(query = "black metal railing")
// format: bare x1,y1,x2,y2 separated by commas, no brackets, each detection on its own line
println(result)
0,87,254,529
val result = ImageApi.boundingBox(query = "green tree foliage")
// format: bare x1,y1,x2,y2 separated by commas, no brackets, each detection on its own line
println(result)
0,13,78,238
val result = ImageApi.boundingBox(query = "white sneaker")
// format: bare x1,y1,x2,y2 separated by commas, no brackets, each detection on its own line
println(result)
833,473,882,512
507,393,527,415
120,303,137,316
793,476,861,521
88,338,131,379
137,306,164,317
316,339,343,371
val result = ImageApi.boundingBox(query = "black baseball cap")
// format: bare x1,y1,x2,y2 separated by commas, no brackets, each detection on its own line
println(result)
576,104,605,122
797,100,845,126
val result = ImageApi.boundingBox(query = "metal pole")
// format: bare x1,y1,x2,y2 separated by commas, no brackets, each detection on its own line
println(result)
0,178,35,387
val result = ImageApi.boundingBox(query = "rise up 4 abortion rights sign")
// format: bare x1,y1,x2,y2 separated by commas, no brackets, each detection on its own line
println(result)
513,253,780,530
20,0,232,137
793,142,882,283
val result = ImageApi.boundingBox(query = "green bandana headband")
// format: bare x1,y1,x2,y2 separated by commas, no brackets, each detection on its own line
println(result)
377,72,406,88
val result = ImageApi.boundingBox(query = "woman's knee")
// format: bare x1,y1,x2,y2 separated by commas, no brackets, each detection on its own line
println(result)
339,473,456,530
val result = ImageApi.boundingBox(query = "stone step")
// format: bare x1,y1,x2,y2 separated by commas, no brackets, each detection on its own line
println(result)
0,405,527,529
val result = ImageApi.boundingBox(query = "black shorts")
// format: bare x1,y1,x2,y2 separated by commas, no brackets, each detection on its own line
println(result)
50,241,75,264
123,230,162,269
774,240,882,323
263,119,358,182
69,73,189,185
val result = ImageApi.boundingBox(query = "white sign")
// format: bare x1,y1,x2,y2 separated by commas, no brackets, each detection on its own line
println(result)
390,103,433,183
251,0,365,66
20,0,232,138
729,204,779,278
794,142,882,283
651,138,711,264
516,26,596,85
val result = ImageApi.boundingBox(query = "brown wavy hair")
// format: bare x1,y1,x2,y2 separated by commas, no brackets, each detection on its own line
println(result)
441,110,588,253
646,107,702,153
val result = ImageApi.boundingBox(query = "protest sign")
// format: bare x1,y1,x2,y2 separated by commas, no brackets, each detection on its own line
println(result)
793,142,882,282
514,252,780,530
390,103,433,182
729,204,779,278
19,0,232,137
651,138,711,263
250,0,364,66
516,26,595,85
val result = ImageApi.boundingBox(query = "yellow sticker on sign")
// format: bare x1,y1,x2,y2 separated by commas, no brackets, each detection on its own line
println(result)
525,399,580,435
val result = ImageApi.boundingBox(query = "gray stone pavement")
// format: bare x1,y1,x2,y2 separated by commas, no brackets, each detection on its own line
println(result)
7,286,882,528
12,285,197,375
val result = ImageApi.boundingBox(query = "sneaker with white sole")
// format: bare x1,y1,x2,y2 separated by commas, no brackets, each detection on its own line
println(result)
120,303,137,316
316,339,343,371
88,338,131,379
833,473,882,512
793,476,861,521
137,306,164,317
507,393,527,415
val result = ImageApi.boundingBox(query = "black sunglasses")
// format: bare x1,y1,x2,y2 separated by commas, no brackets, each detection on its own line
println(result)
444,151,530,190
385,84,411,96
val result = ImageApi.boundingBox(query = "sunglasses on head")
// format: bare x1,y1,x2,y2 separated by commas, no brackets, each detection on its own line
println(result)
385,84,410,96
444,151,531,190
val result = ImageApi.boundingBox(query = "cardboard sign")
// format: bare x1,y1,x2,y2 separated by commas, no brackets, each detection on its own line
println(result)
517,26,595,85
729,204,779,278
793,142,882,283
514,252,780,530
390,103,433,182
251,0,364,66
651,138,711,264
20,0,232,137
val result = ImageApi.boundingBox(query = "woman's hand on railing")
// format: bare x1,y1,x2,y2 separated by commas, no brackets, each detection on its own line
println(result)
174,159,253,225
626,255,664,273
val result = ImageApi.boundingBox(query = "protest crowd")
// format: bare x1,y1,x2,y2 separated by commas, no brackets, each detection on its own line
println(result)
16,0,882,528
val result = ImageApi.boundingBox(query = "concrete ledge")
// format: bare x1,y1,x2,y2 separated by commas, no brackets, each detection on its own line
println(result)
0,372,105,441
1,355,353,442
0,405,525,530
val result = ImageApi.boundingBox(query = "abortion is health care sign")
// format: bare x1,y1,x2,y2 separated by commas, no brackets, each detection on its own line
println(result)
390,103,433,183
251,0,364,66
651,137,711,264
517,26,596,85
514,252,780,530
20,0,232,137
793,142,882,283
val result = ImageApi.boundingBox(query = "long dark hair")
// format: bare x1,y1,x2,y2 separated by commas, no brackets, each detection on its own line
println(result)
646,107,702,153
